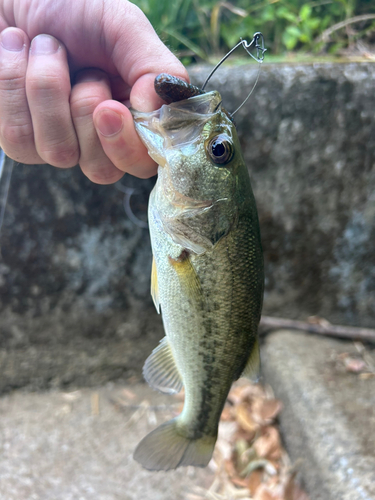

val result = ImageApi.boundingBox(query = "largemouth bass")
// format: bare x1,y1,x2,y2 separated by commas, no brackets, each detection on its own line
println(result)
132,75,264,471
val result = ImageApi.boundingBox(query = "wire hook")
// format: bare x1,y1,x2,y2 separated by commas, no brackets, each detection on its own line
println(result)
201,32,267,116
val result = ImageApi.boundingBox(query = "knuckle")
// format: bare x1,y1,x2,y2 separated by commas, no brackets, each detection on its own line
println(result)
40,140,79,168
71,94,101,120
1,121,34,147
80,161,123,185
0,141,37,164
86,171,122,185
27,73,69,100
0,73,26,93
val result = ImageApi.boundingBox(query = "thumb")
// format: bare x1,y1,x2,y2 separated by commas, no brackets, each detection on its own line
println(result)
110,2,189,111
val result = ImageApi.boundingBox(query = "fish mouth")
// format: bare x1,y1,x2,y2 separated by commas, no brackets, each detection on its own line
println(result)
163,182,229,213
131,91,222,162
163,183,213,210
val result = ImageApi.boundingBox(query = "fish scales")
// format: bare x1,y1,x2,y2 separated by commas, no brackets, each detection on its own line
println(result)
131,76,264,471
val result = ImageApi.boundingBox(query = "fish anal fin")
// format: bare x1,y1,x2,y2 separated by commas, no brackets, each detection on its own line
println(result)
241,338,261,382
143,337,183,394
168,251,202,301
134,418,216,471
151,256,160,313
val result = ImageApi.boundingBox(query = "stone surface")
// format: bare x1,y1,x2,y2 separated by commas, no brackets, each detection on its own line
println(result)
1,62,375,390
0,168,163,391
261,329,375,500
0,383,213,500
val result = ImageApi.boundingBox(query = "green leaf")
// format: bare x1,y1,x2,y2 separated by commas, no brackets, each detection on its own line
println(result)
328,41,345,54
307,18,320,30
299,4,312,22
277,6,298,23
282,26,301,50
261,5,276,22
285,25,302,38
163,28,207,60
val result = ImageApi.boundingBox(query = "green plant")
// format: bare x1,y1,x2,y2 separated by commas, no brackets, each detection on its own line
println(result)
131,0,375,62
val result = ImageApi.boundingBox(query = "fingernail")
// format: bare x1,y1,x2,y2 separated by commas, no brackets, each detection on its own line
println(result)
0,29,24,52
96,109,123,137
31,34,59,55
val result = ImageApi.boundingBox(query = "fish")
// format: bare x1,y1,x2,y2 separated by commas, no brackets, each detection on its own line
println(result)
131,74,264,471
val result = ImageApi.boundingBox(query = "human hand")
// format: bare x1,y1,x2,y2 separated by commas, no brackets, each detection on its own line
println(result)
0,0,188,183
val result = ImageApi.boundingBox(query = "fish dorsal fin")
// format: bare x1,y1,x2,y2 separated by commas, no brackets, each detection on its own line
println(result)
151,256,160,313
241,338,261,382
143,337,183,394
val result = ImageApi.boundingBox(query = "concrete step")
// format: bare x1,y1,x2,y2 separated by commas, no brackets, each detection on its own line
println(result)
261,330,375,500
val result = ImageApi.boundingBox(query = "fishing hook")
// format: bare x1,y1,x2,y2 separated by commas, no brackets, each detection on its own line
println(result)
201,32,267,116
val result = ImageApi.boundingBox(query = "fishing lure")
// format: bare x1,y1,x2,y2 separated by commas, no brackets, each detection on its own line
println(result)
155,32,266,116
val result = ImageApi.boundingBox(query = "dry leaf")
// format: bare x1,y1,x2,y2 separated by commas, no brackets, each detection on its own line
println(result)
247,469,263,496
232,475,252,489
62,390,81,401
260,399,283,422
344,357,366,373
221,404,233,421
253,484,283,500
307,315,331,327
285,481,310,500
225,458,249,488
229,383,264,405
121,388,137,400
254,426,282,460
337,352,349,360
236,403,259,433
196,380,311,500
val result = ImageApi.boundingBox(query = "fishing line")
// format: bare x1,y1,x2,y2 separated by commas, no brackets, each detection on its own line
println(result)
201,32,267,117
0,150,14,240
115,179,148,229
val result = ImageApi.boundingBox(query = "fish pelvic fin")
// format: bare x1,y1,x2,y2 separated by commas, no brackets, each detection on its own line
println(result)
241,337,261,382
151,256,160,313
143,337,183,394
133,418,216,471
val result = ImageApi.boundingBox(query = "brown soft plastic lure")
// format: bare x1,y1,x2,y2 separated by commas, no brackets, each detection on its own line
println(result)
155,73,233,122
154,73,204,104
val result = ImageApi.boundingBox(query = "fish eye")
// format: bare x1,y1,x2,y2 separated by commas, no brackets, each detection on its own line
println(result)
207,134,234,165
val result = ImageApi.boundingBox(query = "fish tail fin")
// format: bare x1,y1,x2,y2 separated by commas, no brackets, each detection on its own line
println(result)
133,418,216,471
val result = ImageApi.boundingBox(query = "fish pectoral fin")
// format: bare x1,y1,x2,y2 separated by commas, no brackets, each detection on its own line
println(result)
151,256,160,313
241,338,261,382
134,418,216,471
168,251,202,302
162,216,212,255
143,337,183,394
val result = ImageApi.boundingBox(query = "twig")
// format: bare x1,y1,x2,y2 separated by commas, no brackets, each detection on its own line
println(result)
259,315,375,343
91,392,100,416
316,14,375,43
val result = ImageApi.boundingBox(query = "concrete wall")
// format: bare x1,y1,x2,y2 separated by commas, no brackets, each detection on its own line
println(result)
0,62,374,390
